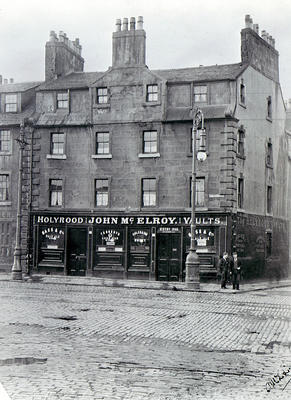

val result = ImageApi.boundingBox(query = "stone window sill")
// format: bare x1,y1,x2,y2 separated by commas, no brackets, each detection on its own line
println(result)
0,201,12,206
92,154,112,159
142,101,161,107
93,103,110,109
46,154,67,160
138,153,160,158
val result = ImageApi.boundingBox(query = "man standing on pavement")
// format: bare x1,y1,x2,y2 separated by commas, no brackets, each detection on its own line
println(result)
230,252,242,290
219,252,230,289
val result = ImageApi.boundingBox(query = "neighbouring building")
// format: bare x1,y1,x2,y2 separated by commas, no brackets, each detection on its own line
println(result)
285,100,291,268
0,78,40,271
1,15,290,281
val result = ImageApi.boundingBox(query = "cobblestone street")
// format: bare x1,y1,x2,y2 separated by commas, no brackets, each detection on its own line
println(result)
0,278,290,399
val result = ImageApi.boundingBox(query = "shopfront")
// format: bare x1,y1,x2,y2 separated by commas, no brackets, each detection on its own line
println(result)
32,212,229,280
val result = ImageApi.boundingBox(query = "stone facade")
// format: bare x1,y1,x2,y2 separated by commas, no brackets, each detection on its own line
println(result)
0,15,290,280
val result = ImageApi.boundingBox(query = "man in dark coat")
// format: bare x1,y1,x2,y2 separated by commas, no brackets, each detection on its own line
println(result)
230,252,242,290
219,252,230,289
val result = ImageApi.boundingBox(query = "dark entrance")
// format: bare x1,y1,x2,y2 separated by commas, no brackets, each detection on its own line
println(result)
67,228,87,276
157,233,181,281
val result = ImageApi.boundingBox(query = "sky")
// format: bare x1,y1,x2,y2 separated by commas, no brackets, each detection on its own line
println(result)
1,0,291,100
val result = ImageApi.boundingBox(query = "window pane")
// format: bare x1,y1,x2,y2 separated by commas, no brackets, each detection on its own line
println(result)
0,131,11,152
57,92,68,108
50,179,62,206
194,86,207,103
51,133,64,154
97,88,108,104
143,130,157,153
142,178,156,206
0,175,9,201
95,179,109,206
146,85,158,102
96,132,110,154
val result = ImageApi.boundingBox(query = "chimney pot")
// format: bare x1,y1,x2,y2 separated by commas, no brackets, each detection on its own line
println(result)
130,17,136,30
245,14,251,28
4,79,8,84
137,16,143,30
261,30,267,40
59,31,65,41
122,18,128,31
116,18,121,32
49,30,57,41
253,23,259,34
9,78,14,84
0,75,2,85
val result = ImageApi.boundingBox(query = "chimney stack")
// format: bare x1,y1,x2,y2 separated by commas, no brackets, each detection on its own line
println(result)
241,15,279,82
0,75,2,85
112,16,146,67
45,30,84,81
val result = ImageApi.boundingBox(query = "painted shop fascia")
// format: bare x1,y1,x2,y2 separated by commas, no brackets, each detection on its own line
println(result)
31,210,230,281
35,214,226,227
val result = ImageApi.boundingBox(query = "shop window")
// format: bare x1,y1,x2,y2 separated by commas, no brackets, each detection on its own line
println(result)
5,94,17,112
146,85,158,102
267,186,272,214
0,174,9,201
130,229,150,252
96,132,110,154
266,232,272,256
0,130,11,153
96,87,108,104
238,177,244,209
190,177,205,207
57,92,68,109
49,179,63,207
142,178,156,207
267,96,272,120
193,85,207,103
240,80,246,105
237,126,245,157
51,133,65,155
95,179,109,207
266,141,273,167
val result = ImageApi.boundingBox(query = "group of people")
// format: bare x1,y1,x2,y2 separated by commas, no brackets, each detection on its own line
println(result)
217,252,242,290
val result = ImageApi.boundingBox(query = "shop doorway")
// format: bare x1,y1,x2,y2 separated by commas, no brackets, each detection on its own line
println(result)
157,233,181,281
67,228,87,276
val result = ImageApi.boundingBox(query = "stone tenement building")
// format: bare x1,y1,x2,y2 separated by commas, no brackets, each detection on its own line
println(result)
0,15,289,281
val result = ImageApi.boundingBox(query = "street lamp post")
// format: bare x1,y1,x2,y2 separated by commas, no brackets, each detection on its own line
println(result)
185,108,206,289
11,120,28,280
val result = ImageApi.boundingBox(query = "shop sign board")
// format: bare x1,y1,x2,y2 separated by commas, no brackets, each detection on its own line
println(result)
35,215,227,227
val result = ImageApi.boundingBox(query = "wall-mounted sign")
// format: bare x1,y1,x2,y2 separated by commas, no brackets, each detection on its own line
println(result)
36,215,227,227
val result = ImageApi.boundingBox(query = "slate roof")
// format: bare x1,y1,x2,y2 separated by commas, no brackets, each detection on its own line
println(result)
153,63,248,82
35,112,91,126
0,82,42,93
37,72,104,91
166,104,235,121
0,104,36,127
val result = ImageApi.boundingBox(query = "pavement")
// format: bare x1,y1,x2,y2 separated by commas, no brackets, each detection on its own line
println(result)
1,272,291,293
0,273,290,399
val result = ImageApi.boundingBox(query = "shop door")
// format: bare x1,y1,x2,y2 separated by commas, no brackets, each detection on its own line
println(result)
157,233,181,281
67,228,87,276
